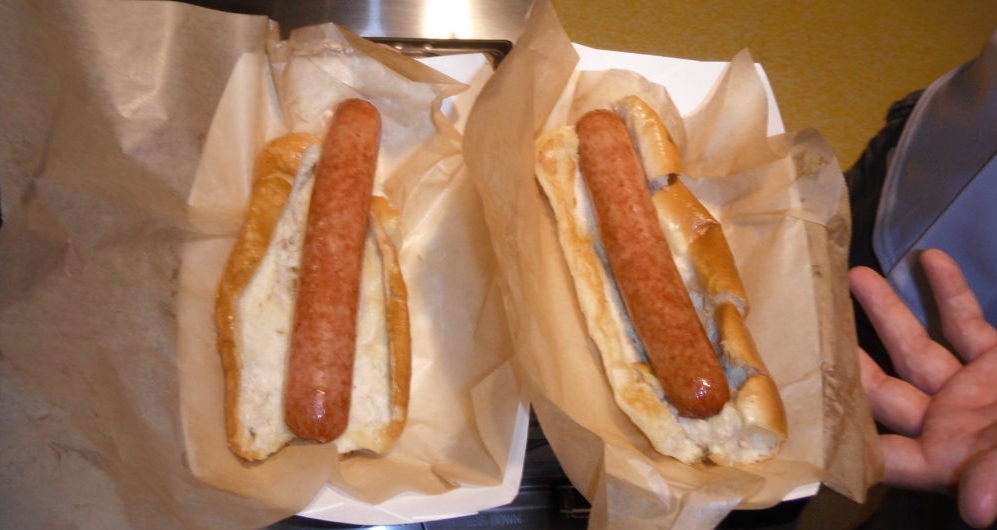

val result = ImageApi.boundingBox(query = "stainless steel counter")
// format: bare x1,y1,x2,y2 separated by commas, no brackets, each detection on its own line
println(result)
272,0,532,42
186,0,531,64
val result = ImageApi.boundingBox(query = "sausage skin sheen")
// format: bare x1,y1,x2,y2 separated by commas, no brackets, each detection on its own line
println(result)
575,109,729,418
285,99,381,442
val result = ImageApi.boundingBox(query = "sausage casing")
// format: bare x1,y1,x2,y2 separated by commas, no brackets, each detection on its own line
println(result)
575,109,729,418
284,99,381,442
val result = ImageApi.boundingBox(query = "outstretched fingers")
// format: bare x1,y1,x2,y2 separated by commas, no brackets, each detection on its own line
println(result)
850,266,962,394
921,249,997,363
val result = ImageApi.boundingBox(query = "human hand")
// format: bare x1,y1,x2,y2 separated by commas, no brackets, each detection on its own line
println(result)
851,248,997,528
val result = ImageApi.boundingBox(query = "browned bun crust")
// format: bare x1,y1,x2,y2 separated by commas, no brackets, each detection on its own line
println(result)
369,196,411,449
617,95,748,313
716,302,787,440
215,133,320,460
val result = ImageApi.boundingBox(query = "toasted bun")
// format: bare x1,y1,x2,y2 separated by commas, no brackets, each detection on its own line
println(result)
369,196,411,450
216,133,318,461
216,134,411,461
617,95,748,315
335,196,411,454
534,96,786,465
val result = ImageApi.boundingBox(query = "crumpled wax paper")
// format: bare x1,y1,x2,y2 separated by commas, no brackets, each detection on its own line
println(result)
179,16,525,521
0,1,522,528
463,2,882,528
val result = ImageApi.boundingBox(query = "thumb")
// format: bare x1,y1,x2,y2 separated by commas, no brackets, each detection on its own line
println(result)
959,447,997,528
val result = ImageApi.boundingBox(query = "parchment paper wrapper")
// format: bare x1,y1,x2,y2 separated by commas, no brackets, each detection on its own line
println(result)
179,17,524,516
463,2,883,528
0,1,519,528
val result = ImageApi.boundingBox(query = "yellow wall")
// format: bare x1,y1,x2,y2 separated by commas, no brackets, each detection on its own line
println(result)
554,0,997,168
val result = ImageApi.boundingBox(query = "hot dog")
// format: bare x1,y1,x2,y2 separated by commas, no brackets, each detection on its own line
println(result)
217,99,411,461
535,95,786,465
285,99,381,443
575,109,730,419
